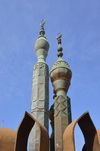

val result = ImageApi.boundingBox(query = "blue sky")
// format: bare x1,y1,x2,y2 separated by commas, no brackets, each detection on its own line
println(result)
0,0,100,150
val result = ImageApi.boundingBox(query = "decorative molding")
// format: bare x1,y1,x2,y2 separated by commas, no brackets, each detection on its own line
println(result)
54,96,71,117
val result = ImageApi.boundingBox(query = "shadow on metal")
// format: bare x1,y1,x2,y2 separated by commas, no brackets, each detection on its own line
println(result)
14,112,49,151
63,112,100,151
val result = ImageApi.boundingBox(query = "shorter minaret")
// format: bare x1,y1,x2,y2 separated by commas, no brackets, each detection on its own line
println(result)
30,20,49,151
50,33,72,151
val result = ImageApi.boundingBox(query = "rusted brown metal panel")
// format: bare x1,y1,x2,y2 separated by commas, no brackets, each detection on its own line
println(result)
14,112,49,151
63,112,100,151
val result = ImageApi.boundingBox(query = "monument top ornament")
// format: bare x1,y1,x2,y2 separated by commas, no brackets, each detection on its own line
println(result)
40,19,46,27
50,33,72,88
34,19,50,63
56,32,63,58
39,19,46,36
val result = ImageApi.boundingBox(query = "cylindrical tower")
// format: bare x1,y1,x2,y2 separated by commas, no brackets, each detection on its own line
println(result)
29,20,50,151
50,33,72,151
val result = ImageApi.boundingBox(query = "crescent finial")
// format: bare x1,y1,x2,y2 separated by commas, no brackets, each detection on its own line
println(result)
39,19,46,36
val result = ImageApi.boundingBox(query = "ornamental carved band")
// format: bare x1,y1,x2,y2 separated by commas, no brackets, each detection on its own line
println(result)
54,96,71,118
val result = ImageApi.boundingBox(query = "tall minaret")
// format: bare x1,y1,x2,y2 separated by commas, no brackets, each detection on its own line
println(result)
50,33,72,151
30,20,50,151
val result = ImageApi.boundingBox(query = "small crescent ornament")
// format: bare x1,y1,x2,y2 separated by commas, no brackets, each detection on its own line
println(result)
56,33,62,40
40,19,46,27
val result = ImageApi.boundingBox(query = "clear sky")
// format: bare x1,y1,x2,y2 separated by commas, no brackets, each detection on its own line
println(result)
0,0,100,150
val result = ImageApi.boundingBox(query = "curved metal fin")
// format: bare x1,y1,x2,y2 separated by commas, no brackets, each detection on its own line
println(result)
14,112,49,151
63,112,100,151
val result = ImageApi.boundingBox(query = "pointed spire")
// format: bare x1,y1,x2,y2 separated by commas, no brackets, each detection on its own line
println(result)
56,33,63,58
39,19,46,36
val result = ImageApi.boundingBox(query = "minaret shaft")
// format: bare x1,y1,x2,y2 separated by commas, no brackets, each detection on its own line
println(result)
31,63,49,128
30,63,49,151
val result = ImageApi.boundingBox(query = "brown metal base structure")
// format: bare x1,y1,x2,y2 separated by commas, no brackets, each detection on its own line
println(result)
0,111,100,151
14,112,49,151
14,111,100,151
63,112,100,151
